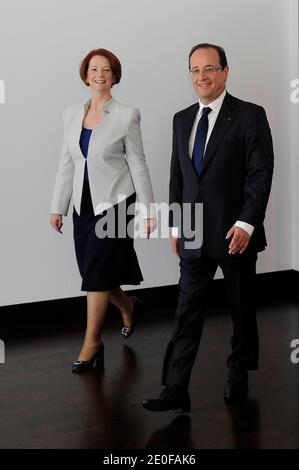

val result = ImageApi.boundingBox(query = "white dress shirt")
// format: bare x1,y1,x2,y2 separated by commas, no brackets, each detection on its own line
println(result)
171,89,254,238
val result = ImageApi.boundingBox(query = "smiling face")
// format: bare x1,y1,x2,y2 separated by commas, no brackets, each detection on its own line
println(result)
86,55,115,92
190,47,229,105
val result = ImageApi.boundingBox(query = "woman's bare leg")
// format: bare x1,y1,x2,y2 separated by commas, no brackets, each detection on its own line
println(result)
78,291,111,361
110,287,134,327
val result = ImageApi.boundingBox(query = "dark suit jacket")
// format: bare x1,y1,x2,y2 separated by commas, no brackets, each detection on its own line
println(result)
169,92,274,259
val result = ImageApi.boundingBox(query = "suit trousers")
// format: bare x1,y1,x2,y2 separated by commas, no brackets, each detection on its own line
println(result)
161,252,258,389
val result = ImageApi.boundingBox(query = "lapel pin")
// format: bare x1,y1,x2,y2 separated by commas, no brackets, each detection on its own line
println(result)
227,117,232,121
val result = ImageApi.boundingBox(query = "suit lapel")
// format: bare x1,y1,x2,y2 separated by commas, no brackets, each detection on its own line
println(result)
181,103,199,167
68,100,90,160
200,93,237,176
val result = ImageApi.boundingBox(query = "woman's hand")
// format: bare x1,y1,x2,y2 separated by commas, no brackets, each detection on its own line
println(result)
144,218,157,238
50,214,63,233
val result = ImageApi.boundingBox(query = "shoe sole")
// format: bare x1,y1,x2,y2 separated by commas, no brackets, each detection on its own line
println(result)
142,403,191,413
72,357,104,374
171,407,191,413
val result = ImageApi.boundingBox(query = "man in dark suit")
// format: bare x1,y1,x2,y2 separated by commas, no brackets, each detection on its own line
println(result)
142,43,274,412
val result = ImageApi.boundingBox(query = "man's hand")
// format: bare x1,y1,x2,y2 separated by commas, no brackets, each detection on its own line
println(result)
144,218,157,238
171,236,179,257
50,214,63,233
225,226,250,255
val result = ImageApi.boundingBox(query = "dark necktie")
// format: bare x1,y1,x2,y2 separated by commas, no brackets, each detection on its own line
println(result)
192,106,212,175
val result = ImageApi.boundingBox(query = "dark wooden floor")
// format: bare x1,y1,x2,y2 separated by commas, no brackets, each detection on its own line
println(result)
0,293,299,449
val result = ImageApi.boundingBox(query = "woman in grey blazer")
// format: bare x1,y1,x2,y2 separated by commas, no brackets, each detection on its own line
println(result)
50,48,155,373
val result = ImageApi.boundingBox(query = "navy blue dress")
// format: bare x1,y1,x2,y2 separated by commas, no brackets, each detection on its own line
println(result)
72,127,143,291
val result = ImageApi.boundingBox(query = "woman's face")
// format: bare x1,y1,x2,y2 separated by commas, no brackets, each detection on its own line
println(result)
86,55,115,92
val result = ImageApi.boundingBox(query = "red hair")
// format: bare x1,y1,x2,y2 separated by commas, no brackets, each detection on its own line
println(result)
79,48,122,86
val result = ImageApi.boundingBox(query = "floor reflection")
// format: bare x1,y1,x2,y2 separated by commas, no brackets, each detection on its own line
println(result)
74,344,144,448
145,415,194,449
225,399,261,448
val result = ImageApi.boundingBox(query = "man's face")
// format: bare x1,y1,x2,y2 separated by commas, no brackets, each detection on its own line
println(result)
189,47,229,105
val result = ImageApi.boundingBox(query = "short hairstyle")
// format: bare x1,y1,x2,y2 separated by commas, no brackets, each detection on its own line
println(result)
188,43,228,70
79,48,122,86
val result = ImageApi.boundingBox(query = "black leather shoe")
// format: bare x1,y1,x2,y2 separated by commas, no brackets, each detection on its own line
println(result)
142,385,191,412
72,343,104,373
121,296,142,339
224,367,248,402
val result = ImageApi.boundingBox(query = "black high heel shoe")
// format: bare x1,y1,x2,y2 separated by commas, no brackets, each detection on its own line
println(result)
121,296,143,339
72,343,104,373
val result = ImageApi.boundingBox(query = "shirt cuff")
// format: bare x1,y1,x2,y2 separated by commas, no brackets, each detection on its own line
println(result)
234,220,255,237
170,227,179,237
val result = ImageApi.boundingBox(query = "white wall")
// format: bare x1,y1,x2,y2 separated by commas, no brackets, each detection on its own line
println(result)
291,1,299,270
0,0,295,306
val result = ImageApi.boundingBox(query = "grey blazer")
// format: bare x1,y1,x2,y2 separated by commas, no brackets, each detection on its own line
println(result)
50,97,155,217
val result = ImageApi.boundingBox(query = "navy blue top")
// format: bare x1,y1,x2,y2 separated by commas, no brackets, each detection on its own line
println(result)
80,127,92,180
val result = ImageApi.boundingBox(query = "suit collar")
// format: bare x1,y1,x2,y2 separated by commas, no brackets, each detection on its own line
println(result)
72,97,117,160
179,90,233,155
180,92,237,179
83,96,116,115
179,92,238,179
